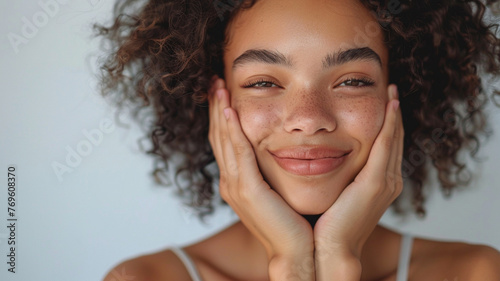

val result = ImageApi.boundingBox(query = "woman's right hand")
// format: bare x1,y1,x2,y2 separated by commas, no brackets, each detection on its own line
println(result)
208,76,314,279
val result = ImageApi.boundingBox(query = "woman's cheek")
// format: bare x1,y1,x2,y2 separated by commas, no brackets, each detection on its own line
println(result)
233,98,279,145
341,97,385,143
364,99,386,142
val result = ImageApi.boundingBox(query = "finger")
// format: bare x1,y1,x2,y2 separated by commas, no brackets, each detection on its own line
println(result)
209,79,226,172
385,86,404,193
210,74,219,87
208,77,223,127
213,79,226,142
223,106,264,188
217,87,240,180
391,104,404,196
385,109,404,197
209,75,223,94
391,105,404,175
208,81,219,154
358,84,400,181
208,81,217,145
397,112,404,176
386,86,399,170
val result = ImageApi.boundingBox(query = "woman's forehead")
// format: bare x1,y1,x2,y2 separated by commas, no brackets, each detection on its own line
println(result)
224,0,388,75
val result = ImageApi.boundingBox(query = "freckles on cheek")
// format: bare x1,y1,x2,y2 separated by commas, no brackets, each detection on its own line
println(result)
234,100,278,143
342,97,385,142
365,104,385,140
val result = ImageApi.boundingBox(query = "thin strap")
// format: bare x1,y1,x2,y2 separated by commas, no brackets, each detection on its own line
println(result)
396,233,414,281
170,246,203,281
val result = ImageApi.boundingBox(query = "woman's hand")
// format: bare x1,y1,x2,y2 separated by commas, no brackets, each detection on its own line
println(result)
313,84,404,280
208,76,315,280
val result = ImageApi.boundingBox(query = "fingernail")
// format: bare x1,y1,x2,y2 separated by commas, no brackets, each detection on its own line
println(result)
392,100,400,111
393,86,399,100
223,108,230,120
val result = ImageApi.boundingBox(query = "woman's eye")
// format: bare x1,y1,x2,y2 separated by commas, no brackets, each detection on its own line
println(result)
338,78,374,87
243,80,279,88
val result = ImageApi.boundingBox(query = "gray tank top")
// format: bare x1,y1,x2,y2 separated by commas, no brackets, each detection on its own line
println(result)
171,233,414,281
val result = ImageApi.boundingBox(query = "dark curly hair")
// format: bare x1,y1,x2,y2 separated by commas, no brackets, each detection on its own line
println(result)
94,0,500,219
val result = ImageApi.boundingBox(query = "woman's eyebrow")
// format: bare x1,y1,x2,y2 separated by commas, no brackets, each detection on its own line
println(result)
232,49,292,71
323,47,382,69
232,47,382,71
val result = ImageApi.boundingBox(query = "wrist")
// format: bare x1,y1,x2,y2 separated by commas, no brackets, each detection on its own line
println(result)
268,253,315,281
315,251,361,281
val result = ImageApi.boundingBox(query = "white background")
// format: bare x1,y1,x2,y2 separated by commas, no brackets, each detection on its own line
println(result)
0,1,499,281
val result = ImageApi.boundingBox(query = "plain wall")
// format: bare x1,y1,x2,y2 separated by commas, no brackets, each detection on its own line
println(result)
0,1,499,281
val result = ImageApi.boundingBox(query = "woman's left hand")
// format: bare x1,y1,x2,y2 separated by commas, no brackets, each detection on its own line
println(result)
313,84,404,280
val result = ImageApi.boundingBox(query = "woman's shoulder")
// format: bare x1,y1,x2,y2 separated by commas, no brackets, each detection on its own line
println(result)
102,248,194,281
101,222,252,281
410,236,500,280
101,226,500,281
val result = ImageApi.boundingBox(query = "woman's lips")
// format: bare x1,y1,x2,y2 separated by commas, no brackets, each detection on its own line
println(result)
270,147,350,176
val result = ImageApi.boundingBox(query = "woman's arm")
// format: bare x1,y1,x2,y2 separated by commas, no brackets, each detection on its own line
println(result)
314,85,403,281
210,78,403,280
209,77,316,281
468,245,500,279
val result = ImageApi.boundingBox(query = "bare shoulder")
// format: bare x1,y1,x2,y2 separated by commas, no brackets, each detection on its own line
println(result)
411,237,500,280
456,243,500,279
102,249,192,281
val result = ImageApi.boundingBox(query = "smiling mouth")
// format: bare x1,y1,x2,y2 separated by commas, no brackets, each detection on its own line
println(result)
269,148,351,176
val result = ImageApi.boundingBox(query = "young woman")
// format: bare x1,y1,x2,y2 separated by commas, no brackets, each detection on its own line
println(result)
97,0,500,280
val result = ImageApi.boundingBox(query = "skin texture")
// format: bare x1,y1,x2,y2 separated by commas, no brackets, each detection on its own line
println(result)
211,0,403,279
102,0,500,280
96,0,500,221
223,0,390,215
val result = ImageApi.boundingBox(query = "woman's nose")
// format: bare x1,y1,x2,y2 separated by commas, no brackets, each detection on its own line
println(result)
282,90,337,135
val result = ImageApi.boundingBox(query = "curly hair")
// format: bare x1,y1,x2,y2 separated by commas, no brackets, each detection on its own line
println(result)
94,0,500,219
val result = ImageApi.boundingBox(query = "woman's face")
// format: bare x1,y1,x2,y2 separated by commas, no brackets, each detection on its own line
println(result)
223,0,389,215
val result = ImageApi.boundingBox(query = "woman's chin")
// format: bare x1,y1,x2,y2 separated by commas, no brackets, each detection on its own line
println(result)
266,175,351,215
284,193,339,215
292,203,330,215
270,181,346,215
